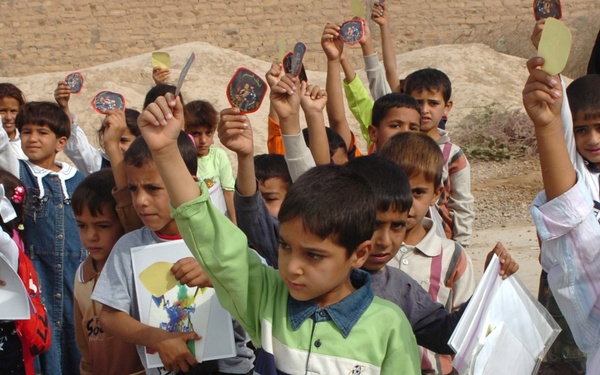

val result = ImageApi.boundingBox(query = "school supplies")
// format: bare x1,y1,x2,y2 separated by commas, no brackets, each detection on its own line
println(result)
340,19,365,46
65,72,84,94
90,91,126,114
175,52,196,97
226,68,267,114
538,17,572,75
0,253,30,320
533,0,562,20
283,51,308,82
152,52,171,69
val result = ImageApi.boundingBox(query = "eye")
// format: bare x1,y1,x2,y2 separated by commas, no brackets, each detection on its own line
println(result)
307,252,323,260
278,240,291,251
128,185,137,192
77,223,86,229
410,124,420,131
412,188,426,197
574,127,588,135
391,221,406,231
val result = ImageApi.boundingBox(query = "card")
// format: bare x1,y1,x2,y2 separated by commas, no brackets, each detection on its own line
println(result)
534,0,562,21
351,0,365,19
538,17,572,75
291,42,307,77
175,52,196,97
65,72,84,94
152,51,171,68
283,52,308,82
90,91,126,114
226,67,268,114
278,36,286,62
340,20,364,46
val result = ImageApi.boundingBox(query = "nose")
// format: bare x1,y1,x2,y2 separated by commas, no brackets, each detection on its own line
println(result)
284,253,303,277
133,189,149,209
376,229,392,247
85,227,99,243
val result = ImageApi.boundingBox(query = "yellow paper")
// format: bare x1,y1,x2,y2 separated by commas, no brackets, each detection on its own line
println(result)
351,0,365,19
139,261,177,297
278,37,286,62
152,52,171,69
538,17,572,75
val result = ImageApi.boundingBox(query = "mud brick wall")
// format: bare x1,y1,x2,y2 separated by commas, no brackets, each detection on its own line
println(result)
0,0,598,77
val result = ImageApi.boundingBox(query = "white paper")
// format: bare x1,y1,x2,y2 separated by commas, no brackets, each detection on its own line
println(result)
131,240,236,369
473,323,536,375
0,253,30,320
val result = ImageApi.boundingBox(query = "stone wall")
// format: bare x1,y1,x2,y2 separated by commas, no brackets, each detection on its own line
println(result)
1,0,598,77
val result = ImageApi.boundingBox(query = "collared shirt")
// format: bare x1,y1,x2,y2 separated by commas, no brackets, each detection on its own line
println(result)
288,269,373,338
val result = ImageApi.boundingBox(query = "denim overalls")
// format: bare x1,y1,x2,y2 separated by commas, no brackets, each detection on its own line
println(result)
20,160,86,374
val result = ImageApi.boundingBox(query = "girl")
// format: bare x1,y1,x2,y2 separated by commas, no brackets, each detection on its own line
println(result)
0,83,27,159
0,170,50,375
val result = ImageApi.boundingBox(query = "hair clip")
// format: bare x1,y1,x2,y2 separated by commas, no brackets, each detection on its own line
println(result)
11,186,24,204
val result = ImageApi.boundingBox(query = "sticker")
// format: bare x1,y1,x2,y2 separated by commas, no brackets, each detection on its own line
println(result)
90,91,126,114
139,261,177,298
283,52,308,82
152,52,171,69
533,0,562,21
351,0,365,19
65,72,84,94
175,52,196,97
291,42,307,77
340,20,364,46
226,67,268,114
538,17,572,75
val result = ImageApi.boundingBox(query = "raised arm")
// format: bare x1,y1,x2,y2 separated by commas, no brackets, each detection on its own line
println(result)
522,57,574,198
266,63,286,155
300,84,330,165
372,2,401,93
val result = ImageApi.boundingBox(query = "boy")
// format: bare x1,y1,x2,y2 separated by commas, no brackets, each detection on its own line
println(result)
92,133,255,374
0,101,86,374
380,131,475,375
71,169,144,375
524,56,600,372
404,68,475,247
137,92,421,374
184,100,236,223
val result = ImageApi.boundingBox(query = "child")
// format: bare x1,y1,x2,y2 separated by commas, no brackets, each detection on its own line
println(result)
0,101,86,374
91,133,255,375
71,169,144,375
523,56,600,372
138,92,421,374
184,99,236,223
0,170,51,375
404,68,475,247
380,131,475,375
0,82,27,159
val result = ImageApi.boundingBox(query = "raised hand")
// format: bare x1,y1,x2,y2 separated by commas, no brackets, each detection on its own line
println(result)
218,107,254,157
269,74,301,121
266,62,285,89
371,2,388,26
101,109,127,150
522,57,562,129
300,83,328,114
153,67,171,85
321,23,345,61
137,93,183,154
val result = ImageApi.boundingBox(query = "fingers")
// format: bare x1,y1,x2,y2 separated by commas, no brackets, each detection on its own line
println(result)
266,63,284,87
491,242,520,279
171,257,213,287
273,74,299,96
322,23,341,40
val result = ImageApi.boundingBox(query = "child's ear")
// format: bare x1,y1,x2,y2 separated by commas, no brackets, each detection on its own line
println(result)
367,125,378,145
351,240,372,269
55,136,68,153
443,100,453,116
430,184,444,206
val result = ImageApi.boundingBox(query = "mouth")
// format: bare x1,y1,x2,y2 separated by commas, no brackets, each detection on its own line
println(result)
369,252,391,263
285,279,305,291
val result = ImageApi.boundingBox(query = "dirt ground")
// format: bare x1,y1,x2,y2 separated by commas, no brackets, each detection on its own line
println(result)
468,159,543,295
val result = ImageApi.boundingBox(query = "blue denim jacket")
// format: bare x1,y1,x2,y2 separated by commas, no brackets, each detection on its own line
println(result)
20,160,86,374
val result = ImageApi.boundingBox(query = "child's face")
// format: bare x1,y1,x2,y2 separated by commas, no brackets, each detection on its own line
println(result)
573,112,600,166
126,161,179,237
119,128,136,154
0,97,20,139
362,208,408,272
406,172,442,233
20,124,67,169
259,177,289,218
409,89,452,135
369,107,421,151
76,203,125,270
278,217,370,307
188,126,215,157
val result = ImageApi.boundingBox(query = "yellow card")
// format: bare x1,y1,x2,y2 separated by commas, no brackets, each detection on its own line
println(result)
151,52,171,69
278,37,286,62
139,261,177,297
538,17,572,75
351,0,365,19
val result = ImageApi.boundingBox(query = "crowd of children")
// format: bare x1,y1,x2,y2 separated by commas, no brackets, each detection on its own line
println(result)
0,2,598,374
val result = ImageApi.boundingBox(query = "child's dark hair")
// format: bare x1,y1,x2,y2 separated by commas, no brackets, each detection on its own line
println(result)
403,68,452,103
184,100,218,132
98,108,141,145
379,132,444,189
278,165,375,256
345,155,412,213
536,362,578,375
143,84,185,109
72,169,117,217
302,127,348,157
372,93,421,128
15,101,71,138
0,170,26,236
0,83,26,106
124,130,198,176
254,154,292,188
566,74,600,120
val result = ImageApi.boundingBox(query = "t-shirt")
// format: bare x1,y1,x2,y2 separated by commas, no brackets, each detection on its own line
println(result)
196,146,235,191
